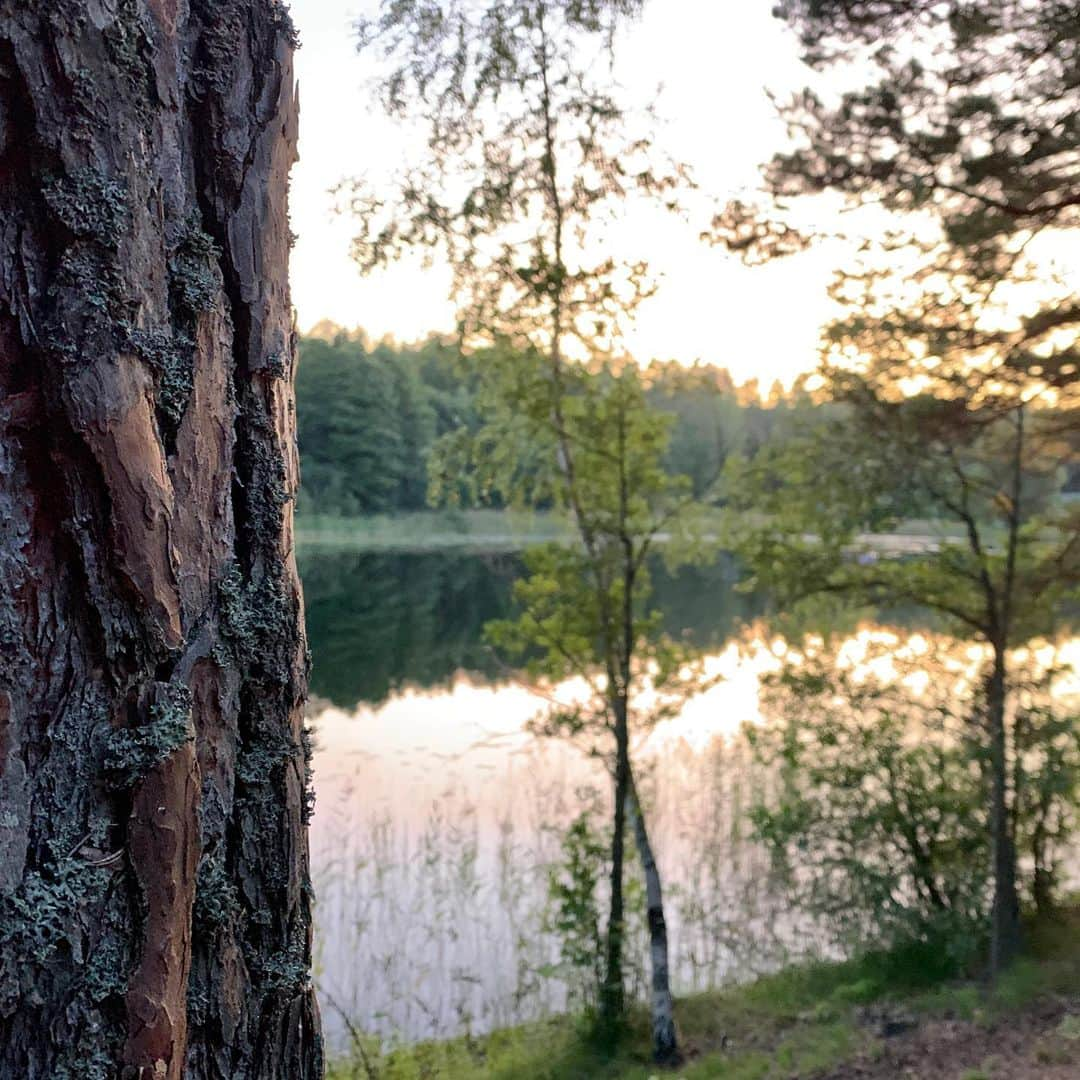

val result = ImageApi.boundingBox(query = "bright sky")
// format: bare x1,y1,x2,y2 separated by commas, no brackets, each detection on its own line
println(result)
288,0,842,385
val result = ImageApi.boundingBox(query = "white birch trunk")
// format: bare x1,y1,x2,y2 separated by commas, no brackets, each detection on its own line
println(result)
628,772,679,1063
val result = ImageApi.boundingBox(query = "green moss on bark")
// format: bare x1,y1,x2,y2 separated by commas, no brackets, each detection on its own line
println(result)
193,849,242,933
104,686,194,789
169,218,222,316
124,325,197,428
43,169,128,247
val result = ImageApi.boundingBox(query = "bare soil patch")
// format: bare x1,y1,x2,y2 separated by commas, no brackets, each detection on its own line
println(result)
817,997,1080,1080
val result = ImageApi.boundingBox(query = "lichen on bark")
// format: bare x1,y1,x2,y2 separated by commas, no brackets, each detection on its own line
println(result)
0,2,321,1076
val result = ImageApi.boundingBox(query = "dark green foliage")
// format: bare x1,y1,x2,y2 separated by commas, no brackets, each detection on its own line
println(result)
748,643,1080,968
767,1,1079,259
719,1,1080,973
295,333,442,515
748,651,990,961
1012,685,1080,912
646,363,820,499
103,686,193,789
543,808,608,1011
294,332,823,517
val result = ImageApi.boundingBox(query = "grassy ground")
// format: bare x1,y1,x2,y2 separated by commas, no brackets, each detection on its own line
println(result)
326,912,1080,1079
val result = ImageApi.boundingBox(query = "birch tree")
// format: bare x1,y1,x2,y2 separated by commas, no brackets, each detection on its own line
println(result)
350,0,703,1061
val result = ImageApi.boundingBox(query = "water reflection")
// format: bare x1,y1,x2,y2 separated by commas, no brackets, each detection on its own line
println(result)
300,547,786,1050
299,549,767,706
300,550,519,705
299,549,1012,1051
308,663,802,1048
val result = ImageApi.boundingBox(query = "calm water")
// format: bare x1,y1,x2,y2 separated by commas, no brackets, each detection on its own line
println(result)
300,546,820,1050
301,546,1080,1054
300,548,767,707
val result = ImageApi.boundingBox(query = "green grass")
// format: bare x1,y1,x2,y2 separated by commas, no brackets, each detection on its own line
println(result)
326,912,1080,1079
324,960,872,1080
296,509,571,551
323,963,868,1078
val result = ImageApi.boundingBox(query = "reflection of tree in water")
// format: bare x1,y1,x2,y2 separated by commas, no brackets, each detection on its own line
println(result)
650,556,767,648
300,550,520,706
299,549,769,707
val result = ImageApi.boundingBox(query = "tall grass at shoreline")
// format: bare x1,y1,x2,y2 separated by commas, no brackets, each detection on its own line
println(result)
310,736,805,1056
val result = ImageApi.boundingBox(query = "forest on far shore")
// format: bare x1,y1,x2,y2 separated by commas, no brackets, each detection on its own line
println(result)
295,328,1080,521
296,328,829,517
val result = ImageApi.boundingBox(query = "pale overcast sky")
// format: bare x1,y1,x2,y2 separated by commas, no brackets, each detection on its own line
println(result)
287,0,844,385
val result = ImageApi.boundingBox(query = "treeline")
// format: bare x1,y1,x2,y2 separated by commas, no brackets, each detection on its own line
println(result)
294,328,819,516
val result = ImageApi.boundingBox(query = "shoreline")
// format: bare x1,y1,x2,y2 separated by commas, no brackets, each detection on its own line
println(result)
324,912,1080,1078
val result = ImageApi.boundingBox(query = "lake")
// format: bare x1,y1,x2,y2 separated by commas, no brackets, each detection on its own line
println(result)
299,545,978,1052
300,544,828,1051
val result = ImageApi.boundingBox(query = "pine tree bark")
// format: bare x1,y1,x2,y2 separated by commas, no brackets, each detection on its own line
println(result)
0,2,321,1077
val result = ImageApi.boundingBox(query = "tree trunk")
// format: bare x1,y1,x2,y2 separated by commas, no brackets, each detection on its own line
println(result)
600,699,629,1033
627,770,678,1065
1030,782,1057,918
0,3,321,1077
987,647,1021,975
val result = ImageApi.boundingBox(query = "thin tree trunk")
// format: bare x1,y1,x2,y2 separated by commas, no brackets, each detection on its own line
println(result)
1032,827,1054,918
987,647,1021,975
0,3,321,1076
601,700,629,1032
627,770,678,1064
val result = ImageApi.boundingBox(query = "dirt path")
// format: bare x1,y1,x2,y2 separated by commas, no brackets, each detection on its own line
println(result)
817,997,1080,1079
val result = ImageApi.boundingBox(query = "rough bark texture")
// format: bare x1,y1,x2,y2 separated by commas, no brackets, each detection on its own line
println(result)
0,2,321,1077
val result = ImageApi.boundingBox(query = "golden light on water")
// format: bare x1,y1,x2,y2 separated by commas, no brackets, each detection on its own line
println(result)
310,626,1080,786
